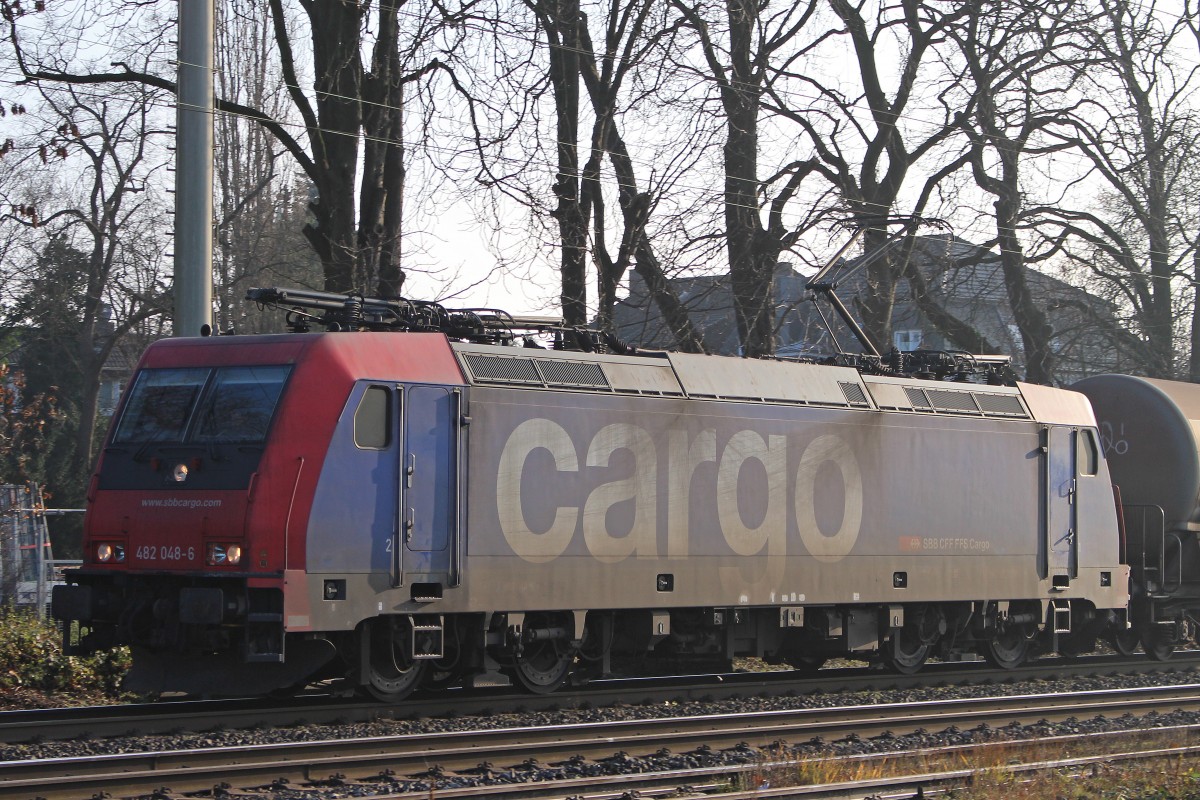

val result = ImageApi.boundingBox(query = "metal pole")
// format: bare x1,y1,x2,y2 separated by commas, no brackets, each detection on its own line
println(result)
1,487,14,605
34,507,45,619
174,0,215,338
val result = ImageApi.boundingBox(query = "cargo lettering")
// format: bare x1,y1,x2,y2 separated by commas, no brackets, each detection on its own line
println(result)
497,419,862,566
716,430,788,592
496,418,579,563
795,435,862,563
582,423,659,562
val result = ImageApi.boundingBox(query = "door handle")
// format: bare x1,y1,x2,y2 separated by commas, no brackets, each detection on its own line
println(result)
406,454,416,488
405,507,414,542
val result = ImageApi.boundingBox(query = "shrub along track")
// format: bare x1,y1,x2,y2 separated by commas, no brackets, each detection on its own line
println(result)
7,679,1200,800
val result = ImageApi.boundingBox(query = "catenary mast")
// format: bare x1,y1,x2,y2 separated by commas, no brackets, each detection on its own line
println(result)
174,0,214,337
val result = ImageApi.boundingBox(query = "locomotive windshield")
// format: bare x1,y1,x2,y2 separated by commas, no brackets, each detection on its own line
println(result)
113,365,291,444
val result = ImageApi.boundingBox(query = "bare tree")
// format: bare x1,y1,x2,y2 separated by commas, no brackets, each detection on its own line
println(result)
668,0,825,357
944,0,1101,383
213,0,321,332
574,0,706,350
771,0,971,353
1037,0,1199,378
0,80,170,475
522,0,590,325
3,0,471,296
1176,0,1200,380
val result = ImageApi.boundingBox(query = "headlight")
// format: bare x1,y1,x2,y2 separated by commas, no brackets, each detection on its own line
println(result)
207,543,243,566
95,542,125,563
172,463,189,482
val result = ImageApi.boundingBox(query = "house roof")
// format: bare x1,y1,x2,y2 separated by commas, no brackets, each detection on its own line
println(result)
609,234,1122,378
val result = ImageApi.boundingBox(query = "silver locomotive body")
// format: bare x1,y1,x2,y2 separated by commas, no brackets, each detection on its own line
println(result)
290,344,1129,694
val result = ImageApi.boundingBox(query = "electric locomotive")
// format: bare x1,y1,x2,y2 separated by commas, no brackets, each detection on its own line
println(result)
51,286,1142,698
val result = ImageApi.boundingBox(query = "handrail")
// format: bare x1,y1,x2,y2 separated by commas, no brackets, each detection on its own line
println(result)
1120,504,1169,596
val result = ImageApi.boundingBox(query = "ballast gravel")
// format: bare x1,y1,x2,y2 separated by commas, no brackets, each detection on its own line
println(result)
4,667,1200,798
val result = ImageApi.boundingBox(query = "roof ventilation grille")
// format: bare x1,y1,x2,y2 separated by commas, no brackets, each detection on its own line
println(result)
463,354,541,384
839,382,870,407
537,359,608,388
927,389,981,414
975,393,1027,418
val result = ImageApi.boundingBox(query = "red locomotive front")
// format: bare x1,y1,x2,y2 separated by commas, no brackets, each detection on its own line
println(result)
52,331,463,695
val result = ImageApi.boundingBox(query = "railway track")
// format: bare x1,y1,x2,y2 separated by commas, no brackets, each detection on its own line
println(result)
2,653,1196,745
5,681,1200,800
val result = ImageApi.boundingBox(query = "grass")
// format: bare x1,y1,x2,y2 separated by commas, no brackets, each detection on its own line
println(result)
958,762,1200,799
738,730,1200,799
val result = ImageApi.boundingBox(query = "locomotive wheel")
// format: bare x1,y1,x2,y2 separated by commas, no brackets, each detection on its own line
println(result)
364,617,429,701
506,611,578,694
1141,628,1175,661
1107,628,1141,657
511,640,574,694
884,630,929,675
984,627,1031,670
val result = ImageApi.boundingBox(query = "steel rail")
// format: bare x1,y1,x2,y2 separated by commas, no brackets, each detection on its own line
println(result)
251,726,1200,800
5,682,1200,800
320,742,1200,800
2,653,1196,744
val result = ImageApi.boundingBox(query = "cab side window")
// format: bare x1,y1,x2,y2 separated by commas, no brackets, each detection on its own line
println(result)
354,386,391,449
1080,429,1099,476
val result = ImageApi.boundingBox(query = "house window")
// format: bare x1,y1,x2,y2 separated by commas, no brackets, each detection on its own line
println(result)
99,380,124,417
893,329,922,352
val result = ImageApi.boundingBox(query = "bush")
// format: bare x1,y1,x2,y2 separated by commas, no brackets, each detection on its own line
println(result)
0,606,130,697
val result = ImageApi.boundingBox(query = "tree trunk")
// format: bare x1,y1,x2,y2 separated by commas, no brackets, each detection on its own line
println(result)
575,18,705,352
360,3,406,297
533,0,589,326
722,0,773,357
992,164,1055,383
299,0,365,292
74,357,102,473
1191,244,1200,382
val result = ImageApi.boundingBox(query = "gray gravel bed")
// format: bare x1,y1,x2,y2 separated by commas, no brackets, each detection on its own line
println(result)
4,668,1200,797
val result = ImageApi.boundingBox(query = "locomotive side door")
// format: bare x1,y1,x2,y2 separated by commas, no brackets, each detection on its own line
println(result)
1046,426,1079,578
398,384,458,586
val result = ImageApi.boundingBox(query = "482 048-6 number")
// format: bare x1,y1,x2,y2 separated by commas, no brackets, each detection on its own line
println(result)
135,545,196,562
